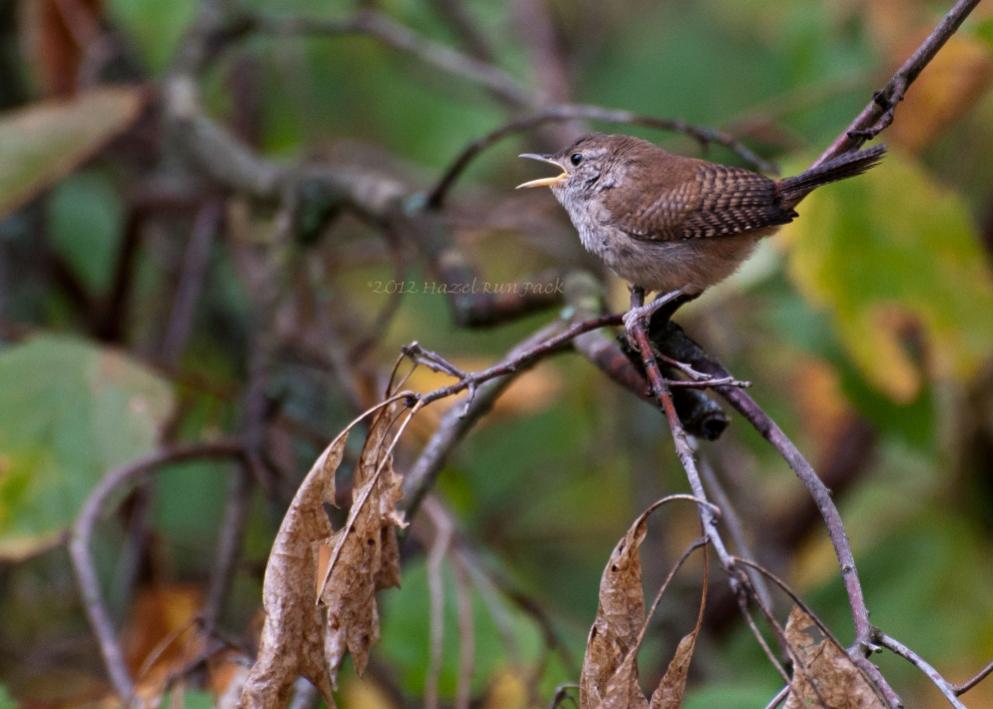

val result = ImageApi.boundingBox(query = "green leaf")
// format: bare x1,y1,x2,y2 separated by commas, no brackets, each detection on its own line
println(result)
0,336,174,560
0,88,144,221
787,149,993,402
159,689,215,709
106,0,198,74
47,172,124,295
973,17,993,53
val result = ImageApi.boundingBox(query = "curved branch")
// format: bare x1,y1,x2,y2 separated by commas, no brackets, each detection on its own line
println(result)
955,658,993,696
250,11,538,109
653,319,875,651
426,104,777,208
68,440,247,701
876,632,965,709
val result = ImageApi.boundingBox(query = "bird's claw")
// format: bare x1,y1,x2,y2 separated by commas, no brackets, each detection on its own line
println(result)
623,288,686,335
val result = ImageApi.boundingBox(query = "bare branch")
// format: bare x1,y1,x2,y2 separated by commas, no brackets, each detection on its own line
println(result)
813,0,981,167
955,658,993,696
424,499,454,709
427,103,778,209
251,11,538,108
651,319,876,654
68,440,247,701
876,632,965,708
402,312,613,518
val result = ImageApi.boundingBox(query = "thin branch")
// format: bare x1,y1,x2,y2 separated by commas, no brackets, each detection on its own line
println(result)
764,685,790,709
161,200,222,365
653,319,876,654
426,103,777,208
955,658,993,696
451,547,475,709
201,462,255,633
424,498,454,709
625,290,792,684
68,440,247,701
698,454,773,610
402,316,581,518
876,632,965,709
733,557,902,708
427,0,498,63
813,0,981,168
251,11,538,108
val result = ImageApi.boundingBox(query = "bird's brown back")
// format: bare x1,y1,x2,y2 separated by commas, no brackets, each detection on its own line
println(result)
601,141,796,241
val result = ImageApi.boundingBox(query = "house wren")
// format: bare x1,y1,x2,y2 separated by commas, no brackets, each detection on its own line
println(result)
517,133,885,303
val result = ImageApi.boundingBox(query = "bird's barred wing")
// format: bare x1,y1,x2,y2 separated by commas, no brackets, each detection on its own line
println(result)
603,159,796,241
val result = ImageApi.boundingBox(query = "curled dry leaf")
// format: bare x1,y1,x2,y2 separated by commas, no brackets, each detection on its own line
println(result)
580,505,651,707
320,404,406,679
784,606,886,709
240,402,409,708
239,435,347,708
650,547,707,709
581,500,705,709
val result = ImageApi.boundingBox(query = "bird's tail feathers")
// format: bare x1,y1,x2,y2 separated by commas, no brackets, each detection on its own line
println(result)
777,144,886,205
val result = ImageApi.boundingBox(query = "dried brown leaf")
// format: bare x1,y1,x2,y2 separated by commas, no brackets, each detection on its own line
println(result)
649,633,695,709
321,405,406,680
580,506,651,707
784,606,886,709
239,436,347,708
601,652,650,709
650,544,707,709
19,0,104,96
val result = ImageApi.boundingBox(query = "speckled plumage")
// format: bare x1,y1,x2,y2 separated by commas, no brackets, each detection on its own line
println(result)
524,133,884,295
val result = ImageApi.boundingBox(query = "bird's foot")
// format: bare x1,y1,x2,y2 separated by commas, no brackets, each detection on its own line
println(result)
623,288,687,335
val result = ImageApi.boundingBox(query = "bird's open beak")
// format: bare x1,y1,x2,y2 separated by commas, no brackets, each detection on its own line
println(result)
516,153,567,189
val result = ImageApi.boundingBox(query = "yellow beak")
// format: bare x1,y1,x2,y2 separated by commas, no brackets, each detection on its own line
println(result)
516,153,567,189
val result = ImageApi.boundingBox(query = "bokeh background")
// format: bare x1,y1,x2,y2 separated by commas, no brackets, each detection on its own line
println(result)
1,0,993,706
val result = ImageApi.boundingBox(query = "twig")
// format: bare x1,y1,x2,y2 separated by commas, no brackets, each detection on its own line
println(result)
402,311,623,518
813,0,981,169
955,658,993,696
734,557,902,708
426,103,777,208
402,318,568,518
698,454,773,610
625,290,792,684
161,200,222,364
424,498,454,709
202,462,255,632
251,11,538,108
427,0,498,63
875,632,965,708
451,550,475,709
764,685,790,709
653,321,876,654
626,293,733,571
68,440,247,701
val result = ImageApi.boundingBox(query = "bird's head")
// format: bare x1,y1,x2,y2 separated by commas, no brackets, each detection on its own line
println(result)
516,133,622,200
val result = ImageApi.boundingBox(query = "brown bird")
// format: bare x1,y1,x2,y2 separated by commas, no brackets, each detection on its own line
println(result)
517,133,885,322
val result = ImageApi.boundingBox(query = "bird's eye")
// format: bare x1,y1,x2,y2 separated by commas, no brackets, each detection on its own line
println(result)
570,153,583,166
